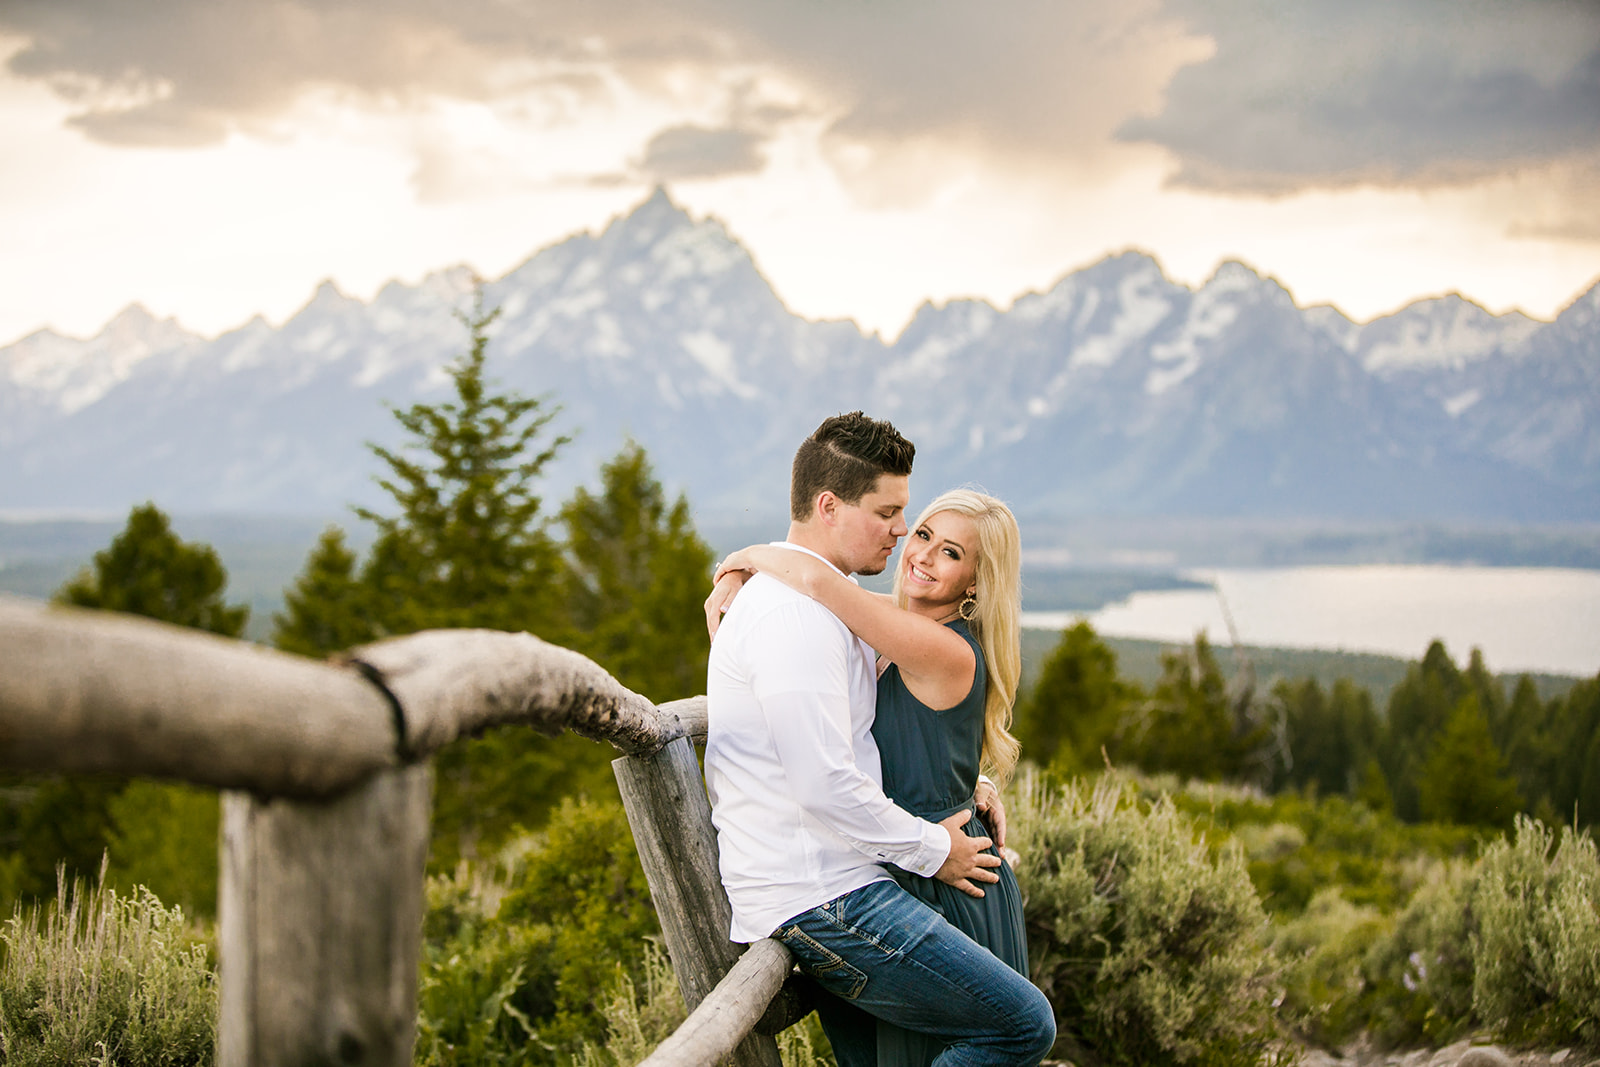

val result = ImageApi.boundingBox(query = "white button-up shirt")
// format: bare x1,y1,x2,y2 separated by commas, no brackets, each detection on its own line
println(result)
705,543,951,942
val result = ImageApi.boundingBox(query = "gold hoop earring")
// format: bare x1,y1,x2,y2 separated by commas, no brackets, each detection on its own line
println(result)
958,594,978,621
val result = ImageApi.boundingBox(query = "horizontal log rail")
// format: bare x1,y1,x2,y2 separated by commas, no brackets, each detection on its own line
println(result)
0,595,780,1067
0,595,706,794
639,938,794,1067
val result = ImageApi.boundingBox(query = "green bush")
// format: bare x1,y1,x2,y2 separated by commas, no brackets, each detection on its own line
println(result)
1472,817,1600,1049
1356,859,1477,1047
1169,785,1479,917
0,867,215,1066
1269,889,1388,1048
416,793,664,1066
1011,772,1279,1067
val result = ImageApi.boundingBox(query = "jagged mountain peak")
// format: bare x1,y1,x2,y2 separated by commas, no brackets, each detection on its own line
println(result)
1360,291,1541,374
1,192,1592,521
1553,276,1600,332
93,303,201,350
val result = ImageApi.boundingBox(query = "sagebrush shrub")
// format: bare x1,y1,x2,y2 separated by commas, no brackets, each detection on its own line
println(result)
1269,888,1388,1047
1356,858,1477,1047
1011,772,1279,1067
0,867,215,1067
1472,817,1600,1049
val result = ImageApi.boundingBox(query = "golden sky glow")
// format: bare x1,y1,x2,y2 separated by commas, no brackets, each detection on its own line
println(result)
2,1,1597,346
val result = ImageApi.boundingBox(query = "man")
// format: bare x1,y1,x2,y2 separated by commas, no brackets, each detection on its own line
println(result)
704,411,1055,1066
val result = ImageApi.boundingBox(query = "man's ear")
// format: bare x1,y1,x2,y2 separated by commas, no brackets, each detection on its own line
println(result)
815,491,840,527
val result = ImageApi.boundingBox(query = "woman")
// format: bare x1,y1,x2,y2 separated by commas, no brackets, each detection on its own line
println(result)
709,488,1027,1067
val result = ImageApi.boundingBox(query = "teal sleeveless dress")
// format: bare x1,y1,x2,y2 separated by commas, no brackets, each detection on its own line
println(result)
872,619,1030,1067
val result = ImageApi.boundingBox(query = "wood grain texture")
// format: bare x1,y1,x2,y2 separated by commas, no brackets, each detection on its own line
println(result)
0,600,703,796
347,628,679,758
0,597,395,797
614,739,784,1067
218,765,433,1067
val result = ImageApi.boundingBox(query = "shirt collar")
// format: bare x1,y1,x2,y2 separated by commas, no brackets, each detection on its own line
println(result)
770,541,859,584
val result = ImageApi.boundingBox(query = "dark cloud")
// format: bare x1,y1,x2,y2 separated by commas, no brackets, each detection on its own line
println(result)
1119,0,1600,192
0,0,657,144
0,0,1198,165
636,124,766,181
7,0,1594,204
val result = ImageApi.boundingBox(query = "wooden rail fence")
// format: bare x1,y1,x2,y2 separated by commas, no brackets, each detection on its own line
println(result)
0,595,800,1067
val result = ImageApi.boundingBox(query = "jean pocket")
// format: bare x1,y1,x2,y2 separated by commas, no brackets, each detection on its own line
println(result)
777,924,869,1000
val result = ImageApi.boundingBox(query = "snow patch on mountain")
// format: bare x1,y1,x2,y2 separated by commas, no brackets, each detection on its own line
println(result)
1,305,200,413
1360,294,1539,374
1072,261,1174,369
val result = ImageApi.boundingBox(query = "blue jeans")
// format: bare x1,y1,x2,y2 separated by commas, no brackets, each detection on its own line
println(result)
774,879,1056,1067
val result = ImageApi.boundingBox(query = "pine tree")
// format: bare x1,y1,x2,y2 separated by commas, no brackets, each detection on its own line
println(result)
559,442,716,703
1273,676,1379,797
1123,633,1280,784
56,502,248,636
1546,675,1600,828
1383,641,1511,822
355,290,569,637
339,287,593,867
272,526,374,656
1417,694,1523,830
1013,621,1138,774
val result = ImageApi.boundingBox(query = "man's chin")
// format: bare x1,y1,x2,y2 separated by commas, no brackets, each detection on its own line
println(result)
855,559,888,576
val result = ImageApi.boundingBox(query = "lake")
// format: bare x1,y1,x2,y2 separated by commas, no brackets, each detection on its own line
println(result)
1020,565,1600,678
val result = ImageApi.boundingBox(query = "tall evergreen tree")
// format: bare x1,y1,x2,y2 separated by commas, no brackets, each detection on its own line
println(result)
355,291,569,637
1546,675,1600,828
559,442,715,703
304,287,601,867
1381,641,1509,822
57,502,248,636
1416,694,1523,830
272,526,374,656
1013,621,1139,774
1273,676,1379,797
1125,633,1275,784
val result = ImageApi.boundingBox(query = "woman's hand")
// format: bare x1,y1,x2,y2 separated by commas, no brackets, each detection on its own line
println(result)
713,548,760,584
704,569,748,640
973,778,1007,850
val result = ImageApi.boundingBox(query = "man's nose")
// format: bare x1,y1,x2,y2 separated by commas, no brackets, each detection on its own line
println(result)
891,517,908,538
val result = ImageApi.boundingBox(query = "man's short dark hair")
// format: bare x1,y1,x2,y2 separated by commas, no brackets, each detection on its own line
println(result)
790,411,916,520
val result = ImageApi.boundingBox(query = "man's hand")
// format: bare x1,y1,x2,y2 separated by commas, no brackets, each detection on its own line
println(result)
973,779,1007,849
934,811,1001,899
704,570,748,640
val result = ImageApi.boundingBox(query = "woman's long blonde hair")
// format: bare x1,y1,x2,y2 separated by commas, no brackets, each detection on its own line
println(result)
892,488,1023,785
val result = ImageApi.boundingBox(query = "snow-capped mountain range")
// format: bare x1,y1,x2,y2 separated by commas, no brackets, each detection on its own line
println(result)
3,189,1597,522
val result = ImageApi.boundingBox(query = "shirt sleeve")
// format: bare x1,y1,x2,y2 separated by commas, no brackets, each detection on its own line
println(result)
746,600,951,877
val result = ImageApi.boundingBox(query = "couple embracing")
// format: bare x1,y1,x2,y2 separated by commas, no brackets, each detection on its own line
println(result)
703,411,1056,1067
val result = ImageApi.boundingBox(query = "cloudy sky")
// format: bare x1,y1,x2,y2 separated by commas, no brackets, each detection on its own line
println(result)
2,0,1598,347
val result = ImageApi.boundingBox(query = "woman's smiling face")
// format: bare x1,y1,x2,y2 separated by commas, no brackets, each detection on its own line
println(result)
900,510,979,611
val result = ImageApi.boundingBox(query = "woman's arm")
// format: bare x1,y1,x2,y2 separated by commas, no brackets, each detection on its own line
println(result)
716,545,975,708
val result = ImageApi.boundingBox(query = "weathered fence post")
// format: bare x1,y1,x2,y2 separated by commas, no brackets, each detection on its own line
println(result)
218,764,434,1067
614,738,785,1067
